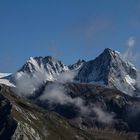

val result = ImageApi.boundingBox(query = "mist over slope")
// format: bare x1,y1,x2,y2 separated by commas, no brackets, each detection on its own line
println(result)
28,82,140,133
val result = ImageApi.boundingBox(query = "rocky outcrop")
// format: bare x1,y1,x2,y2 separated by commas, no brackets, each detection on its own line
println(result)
0,89,17,140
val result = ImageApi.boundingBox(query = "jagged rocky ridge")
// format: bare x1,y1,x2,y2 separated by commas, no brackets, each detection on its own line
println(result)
8,48,139,96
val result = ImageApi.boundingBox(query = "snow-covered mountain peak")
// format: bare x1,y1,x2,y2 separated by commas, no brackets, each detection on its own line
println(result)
76,48,139,96
13,56,69,83
103,48,137,71
20,56,68,73
28,56,61,65
2,48,139,97
99,48,121,60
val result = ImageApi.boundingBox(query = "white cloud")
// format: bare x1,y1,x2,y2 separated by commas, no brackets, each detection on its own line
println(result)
127,37,135,48
122,37,140,62
55,71,77,83
92,107,114,124
39,82,89,115
40,83,70,104
14,71,46,97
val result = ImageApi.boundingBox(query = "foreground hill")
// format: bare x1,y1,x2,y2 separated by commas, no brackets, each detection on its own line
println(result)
0,84,139,140
0,84,95,140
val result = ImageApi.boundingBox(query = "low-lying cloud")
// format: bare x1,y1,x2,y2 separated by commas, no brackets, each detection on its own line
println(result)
39,71,115,123
40,83,115,124
14,71,47,97
55,71,77,83
14,70,76,96
92,107,115,124
39,82,89,115
14,69,115,124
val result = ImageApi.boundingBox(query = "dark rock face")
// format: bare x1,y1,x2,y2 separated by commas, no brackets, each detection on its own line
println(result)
0,84,139,139
0,94,17,140
75,48,112,84
35,82,140,133
0,85,98,140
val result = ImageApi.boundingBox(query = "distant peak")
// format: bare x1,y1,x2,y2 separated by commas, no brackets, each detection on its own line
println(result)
44,56,58,61
28,57,36,63
28,56,59,63
77,59,86,64
102,48,120,58
104,48,113,52
103,48,119,54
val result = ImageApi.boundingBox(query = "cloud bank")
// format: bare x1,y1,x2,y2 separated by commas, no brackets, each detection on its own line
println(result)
92,107,114,124
39,71,114,123
14,66,115,124
14,71,47,97
55,71,77,83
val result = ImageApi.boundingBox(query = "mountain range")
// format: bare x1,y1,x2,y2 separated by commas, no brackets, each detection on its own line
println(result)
0,48,139,96
0,48,140,140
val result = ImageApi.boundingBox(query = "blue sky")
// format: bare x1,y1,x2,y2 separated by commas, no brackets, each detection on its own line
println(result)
0,0,140,72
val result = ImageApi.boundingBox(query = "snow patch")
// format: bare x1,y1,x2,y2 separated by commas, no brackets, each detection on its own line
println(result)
0,73,15,87
125,75,136,86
